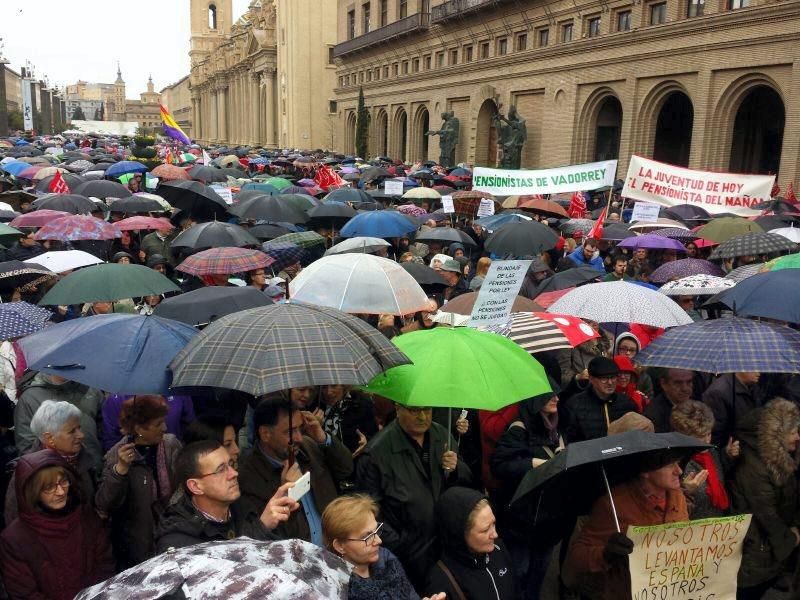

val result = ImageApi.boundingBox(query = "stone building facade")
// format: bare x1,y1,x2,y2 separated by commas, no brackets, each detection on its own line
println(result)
332,0,800,186
160,75,193,137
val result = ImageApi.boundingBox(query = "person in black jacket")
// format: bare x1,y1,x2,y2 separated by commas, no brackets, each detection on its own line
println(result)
155,440,298,552
423,486,516,600
319,385,378,455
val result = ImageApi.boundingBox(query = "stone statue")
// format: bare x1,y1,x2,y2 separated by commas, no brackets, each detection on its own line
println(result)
493,105,527,169
426,111,460,168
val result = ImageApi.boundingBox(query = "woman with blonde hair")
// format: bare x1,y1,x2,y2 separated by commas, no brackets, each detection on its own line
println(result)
469,257,492,291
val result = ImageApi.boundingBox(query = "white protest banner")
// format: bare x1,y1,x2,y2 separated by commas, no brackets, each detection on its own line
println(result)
473,160,617,196
441,195,455,214
622,155,774,217
468,260,532,327
21,80,33,131
384,180,404,196
210,185,234,205
631,202,661,223
628,514,752,600
477,198,495,217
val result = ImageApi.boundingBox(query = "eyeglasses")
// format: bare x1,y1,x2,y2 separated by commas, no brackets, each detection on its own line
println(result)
345,522,383,546
195,460,237,479
594,375,618,382
42,478,70,495
617,346,637,355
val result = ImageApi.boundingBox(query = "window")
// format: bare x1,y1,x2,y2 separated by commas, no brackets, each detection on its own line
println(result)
339,76,344,87
516,32,528,51
424,54,432,69
730,0,749,8
436,51,445,67
366,70,372,82
347,10,356,39
362,2,371,33
412,58,420,72
380,0,388,26
649,2,666,24
329,100,337,113
561,22,573,42
616,10,631,31
480,41,490,58
208,4,217,29
328,47,335,64
359,72,364,83
402,61,409,74
537,28,549,47
687,0,704,16
464,45,473,62
383,65,390,78
587,16,601,37
393,63,399,75
497,37,508,56
398,0,407,18
344,75,350,86
449,48,458,65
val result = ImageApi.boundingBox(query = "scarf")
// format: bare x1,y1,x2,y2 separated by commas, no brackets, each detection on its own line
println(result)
541,411,560,445
692,451,729,510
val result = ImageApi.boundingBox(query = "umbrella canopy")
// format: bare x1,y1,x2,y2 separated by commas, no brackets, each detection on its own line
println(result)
474,212,532,230
628,218,688,231
115,216,174,232
188,165,228,183
363,327,551,410
515,197,569,219
0,302,51,340
153,286,273,326
415,227,477,248
400,262,448,287
485,221,559,257
289,254,429,315
108,195,169,213
169,302,410,396
270,231,327,248
445,292,543,315
171,221,260,250
559,219,595,236
39,264,180,305
637,317,800,374
176,247,275,276
710,270,800,323
450,190,497,217
659,274,735,296
649,227,699,243
231,195,310,223
402,187,441,200
261,176,294,191
25,250,103,273
763,252,800,271
0,223,23,246
324,188,373,204
485,311,599,354
35,173,85,192
105,161,148,177
696,217,764,243
18,314,198,395
662,205,712,223
709,232,797,259
600,223,637,241
325,236,391,256
72,180,131,200
307,202,358,221
151,163,190,181
649,258,724,283
340,211,417,238
248,223,292,241
724,262,764,282
768,227,800,244
262,241,306,271
33,215,121,242
548,281,694,328
75,538,350,600
31,193,96,214
0,260,57,292
617,234,687,252
158,180,230,221
535,266,602,293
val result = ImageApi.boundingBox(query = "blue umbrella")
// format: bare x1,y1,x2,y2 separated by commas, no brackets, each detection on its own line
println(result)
1,161,33,176
0,302,51,340
637,317,800,374
340,211,417,238
710,270,800,323
262,241,306,272
105,161,148,177
17,314,199,394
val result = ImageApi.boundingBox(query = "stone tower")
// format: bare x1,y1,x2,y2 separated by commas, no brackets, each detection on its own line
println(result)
190,0,233,67
113,62,126,119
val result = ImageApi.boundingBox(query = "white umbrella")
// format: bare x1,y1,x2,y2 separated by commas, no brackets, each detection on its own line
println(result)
770,226,800,244
402,187,441,200
26,250,103,273
289,253,429,315
659,274,736,296
547,281,694,328
324,236,391,256
628,218,688,231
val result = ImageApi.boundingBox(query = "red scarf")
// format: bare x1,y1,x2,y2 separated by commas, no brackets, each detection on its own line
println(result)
692,451,729,510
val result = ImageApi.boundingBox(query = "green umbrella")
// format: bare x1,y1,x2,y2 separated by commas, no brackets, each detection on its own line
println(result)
696,217,764,243
262,177,293,191
0,224,23,246
278,193,318,212
763,252,800,271
39,263,180,305
271,231,327,248
362,327,551,410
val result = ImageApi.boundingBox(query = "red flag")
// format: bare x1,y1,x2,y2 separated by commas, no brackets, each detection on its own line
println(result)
314,165,346,191
49,171,70,194
786,182,797,202
771,183,781,198
568,191,586,218
587,209,605,241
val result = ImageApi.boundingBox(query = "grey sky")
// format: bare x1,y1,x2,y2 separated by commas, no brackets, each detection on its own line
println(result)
0,0,249,94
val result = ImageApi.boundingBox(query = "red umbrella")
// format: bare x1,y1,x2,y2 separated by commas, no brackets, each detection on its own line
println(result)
176,247,276,276
151,164,190,181
115,216,174,231
33,215,121,241
534,288,573,309
533,312,599,346
10,210,70,228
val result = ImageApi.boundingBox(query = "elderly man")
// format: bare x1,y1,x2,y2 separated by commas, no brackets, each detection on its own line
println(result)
436,258,469,302
356,403,472,587
643,368,694,433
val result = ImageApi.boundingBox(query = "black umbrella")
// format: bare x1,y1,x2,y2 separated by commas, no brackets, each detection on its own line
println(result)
324,188,373,204
247,223,292,241
108,195,168,213
171,221,260,250
662,204,712,223
415,227,477,248
0,210,20,222
601,223,637,241
31,194,97,214
401,262,448,287
307,202,358,220
359,166,390,184
709,232,797,260
72,180,132,200
34,173,85,193
0,260,57,292
188,165,228,183
535,266,602,293
754,214,800,231
158,180,230,221
230,195,309,224
485,221,559,257
153,286,272,326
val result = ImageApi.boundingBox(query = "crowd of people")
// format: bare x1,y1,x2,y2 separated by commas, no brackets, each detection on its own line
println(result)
0,132,798,600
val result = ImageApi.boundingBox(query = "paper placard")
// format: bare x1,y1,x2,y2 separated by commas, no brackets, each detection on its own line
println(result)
210,186,234,205
628,514,751,600
477,198,495,217
384,180,404,196
630,201,661,223
441,195,454,214
468,260,532,327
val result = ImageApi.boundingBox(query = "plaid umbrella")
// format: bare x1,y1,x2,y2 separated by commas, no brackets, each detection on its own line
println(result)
724,262,765,282
650,227,698,243
169,302,410,396
262,241,306,271
709,232,797,259
270,231,326,249
33,215,121,242
486,311,599,353
451,190,497,217
0,260,57,292
658,274,735,296
650,258,725,283
637,317,800,374
177,247,275,276
0,302,51,340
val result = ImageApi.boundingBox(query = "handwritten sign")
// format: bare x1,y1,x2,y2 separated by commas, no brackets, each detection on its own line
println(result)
628,514,751,600
210,185,234,205
630,201,661,223
477,198,495,217
441,195,455,214
468,260,531,327
384,180,404,196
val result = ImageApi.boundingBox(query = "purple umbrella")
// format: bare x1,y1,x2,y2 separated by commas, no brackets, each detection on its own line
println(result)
617,234,687,252
297,178,316,187
650,258,725,283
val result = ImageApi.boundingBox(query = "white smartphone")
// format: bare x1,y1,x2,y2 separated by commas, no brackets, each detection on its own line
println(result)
288,471,311,502
459,409,468,421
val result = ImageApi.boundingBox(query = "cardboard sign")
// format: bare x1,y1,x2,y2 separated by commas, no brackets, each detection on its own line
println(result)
468,260,531,327
477,198,495,217
473,160,617,196
630,201,661,223
627,514,752,600
384,180,404,196
210,185,234,205
622,155,774,216
441,195,455,214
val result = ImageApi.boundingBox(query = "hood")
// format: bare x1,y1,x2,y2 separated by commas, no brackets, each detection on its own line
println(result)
14,449,74,513
448,242,465,254
749,399,800,484
435,486,487,565
614,331,640,354
518,377,561,425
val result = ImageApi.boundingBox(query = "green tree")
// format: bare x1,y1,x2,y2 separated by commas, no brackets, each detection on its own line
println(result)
7,110,23,131
71,106,85,121
355,86,370,159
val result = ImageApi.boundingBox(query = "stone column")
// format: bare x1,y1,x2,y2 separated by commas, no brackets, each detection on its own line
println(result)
0,60,8,137
218,85,228,143
264,70,275,147
212,89,219,142
251,74,260,146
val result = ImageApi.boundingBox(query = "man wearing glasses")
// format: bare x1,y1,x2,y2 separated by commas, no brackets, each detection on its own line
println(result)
356,403,472,588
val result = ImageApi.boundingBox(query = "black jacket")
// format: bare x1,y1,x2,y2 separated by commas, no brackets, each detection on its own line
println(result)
702,374,765,447
564,386,637,442
643,393,674,433
322,392,378,453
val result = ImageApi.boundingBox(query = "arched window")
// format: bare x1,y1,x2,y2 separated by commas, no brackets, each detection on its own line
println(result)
209,4,218,30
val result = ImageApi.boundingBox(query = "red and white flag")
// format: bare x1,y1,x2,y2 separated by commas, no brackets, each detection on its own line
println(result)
567,191,586,218
49,171,70,194
786,182,797,203
587,209,605,241
314,165,347,191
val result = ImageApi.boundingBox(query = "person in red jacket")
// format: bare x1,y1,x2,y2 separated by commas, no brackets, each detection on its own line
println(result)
0,449,114,600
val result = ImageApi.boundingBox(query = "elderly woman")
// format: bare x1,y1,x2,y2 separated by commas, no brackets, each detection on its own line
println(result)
95,395,182,568
322,494,445,600
0,450,114,600
5,400,98,524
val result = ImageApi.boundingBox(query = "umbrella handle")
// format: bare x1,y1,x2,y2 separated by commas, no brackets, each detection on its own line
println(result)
601,464,621,533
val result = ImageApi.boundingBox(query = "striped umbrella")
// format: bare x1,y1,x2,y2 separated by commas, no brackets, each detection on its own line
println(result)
176,247,275,276
486,312,599,353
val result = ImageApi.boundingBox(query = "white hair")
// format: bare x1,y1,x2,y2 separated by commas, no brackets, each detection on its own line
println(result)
29,400,82,441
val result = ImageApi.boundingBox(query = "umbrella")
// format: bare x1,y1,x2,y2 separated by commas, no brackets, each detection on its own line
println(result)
360,166,391,184
176,247,275,276
709,232,797,259
415,227,477,248
231,195,310,223
153,286,273,327
485,311,599,354
616,234,687,252
307,202,358,221
659,274,735,296
72,180,131,200
262,242,306,271
31,194,97,215
600,223,637,241
362,327,551,410
484,221,559,257
769,226,800,244
696,217,764,243
324,188,373,205
649,258,724,283
115,216,174,232
105,161,148,177
0,260,57,292
158,180,230,221
240,183,279,196
188,165,227,183
248,223,292,241
108,195,168,213
763,253,800,272
516,197,569,219
274,193,319,212
33,215,121,242
628,218,688,231
34,173,85,192
709,271,800,323
289,254,429,315
450,190,497,217
400,262,448,286
0,224,23,246
171,222,260,250
25,250,103,273
534,266,602,293
474,212,532,230
261,176,293,191
637,317,800,374
270,231,327,249
0,302,51,340
0,210,20,223
662,205,712,223
402,187,441,201
445,292,543,315
548,281,694,328
754,214,798,231
169,302,410,396
724,262,764,282
325,236,391,256
75,537,349,600
340,211,417,238
151,164,190,181
18,314,198,395
559,219,596,236
649,227,698,243
39,264,180,305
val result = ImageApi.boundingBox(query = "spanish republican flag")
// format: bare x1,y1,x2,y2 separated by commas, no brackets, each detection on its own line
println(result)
160,104,191,145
